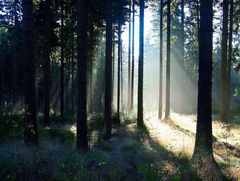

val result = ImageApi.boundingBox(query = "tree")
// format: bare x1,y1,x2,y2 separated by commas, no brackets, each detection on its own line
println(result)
226,0,233,121
76,0,89,151
43,0,52,126
220,0,229,122
191,0,222,179
60,0,64,121
179,0,185,113
158,0,163,120
104,0,113,139
117,0,122,124
22,0,39,146
130,0,135,111
127,0,131,111
165,0,171,119
137,0,144,127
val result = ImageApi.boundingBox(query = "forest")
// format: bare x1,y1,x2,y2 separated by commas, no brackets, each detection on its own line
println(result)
0,0,240,180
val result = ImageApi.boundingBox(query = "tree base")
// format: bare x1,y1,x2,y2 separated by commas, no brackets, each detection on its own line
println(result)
191,152,223,181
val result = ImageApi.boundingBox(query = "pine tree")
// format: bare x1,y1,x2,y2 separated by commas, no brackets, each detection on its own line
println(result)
137,0,144,127
104,0,113,139
220,0,229,122
165,0,171,119
22,0,39,146
158,0,163,120
192,0,222,179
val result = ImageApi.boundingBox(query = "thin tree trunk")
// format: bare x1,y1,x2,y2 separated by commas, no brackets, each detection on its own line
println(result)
112,36,115,108
60,0,64,120
22,0,38,146
76,0,88,151
127,0,131,111
137,0,144,127
165,0,171,119
158,0,163,120
104,0,113,139
117,0,122,124
130,0,135,111
179,0,185,113
43,0,52,126
120,39,123,113
226,0,233,121
71,32,75,114
220,0,229,123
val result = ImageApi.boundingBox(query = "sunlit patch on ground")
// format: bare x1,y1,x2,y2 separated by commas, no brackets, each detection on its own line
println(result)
144,112,240,179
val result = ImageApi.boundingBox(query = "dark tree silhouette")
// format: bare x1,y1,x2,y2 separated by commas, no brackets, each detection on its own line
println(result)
76,0,88,151
226,0,233,120
117,0,122,124
192,0,222,179
22,0,39,146
158,0,163,120
130,0,135,111
220,0,229,122
137,0,144,127
179,0,185,113
165,0,171,119
127,0,131,111
43,0,52,126
60,0,64,121
104,0,113,139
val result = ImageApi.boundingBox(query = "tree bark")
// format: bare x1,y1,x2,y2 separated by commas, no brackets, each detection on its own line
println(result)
76,0,88,150
130,0,135,111
117,0,122,124
192,0,222,179
104,0,113,139
60,0,64,121
137,0,144,128
179,0,185,113
22,0,39,146
226,0,233,122
43,0,52,126
220,0,229,123
165,0,171,119
158,0,163,120
127,0,131,111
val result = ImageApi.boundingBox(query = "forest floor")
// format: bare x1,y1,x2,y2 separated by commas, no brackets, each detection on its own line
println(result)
0,123,201,181
0,112,239,180
144,112,240,180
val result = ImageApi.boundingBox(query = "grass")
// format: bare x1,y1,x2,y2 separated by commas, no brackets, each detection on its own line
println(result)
0,114,200,181
1,110,239,180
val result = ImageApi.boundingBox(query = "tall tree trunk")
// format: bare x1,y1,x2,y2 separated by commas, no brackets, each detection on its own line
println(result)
165,0,171,119
104,0,113,139
220,0,229,123
120,39,123,113
71,32,75,114
22,0,38,146
130,0,135,111
158,0,163,120
76,0,88,151
88,60,93,114
137,0,144,127
226,0,233,121
179,0,185,113
112,36,115,108
43,0,52,126
13,0,19,105
192,0,222,179
117,0,122,124
127,0,131,111
60,0,64,120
